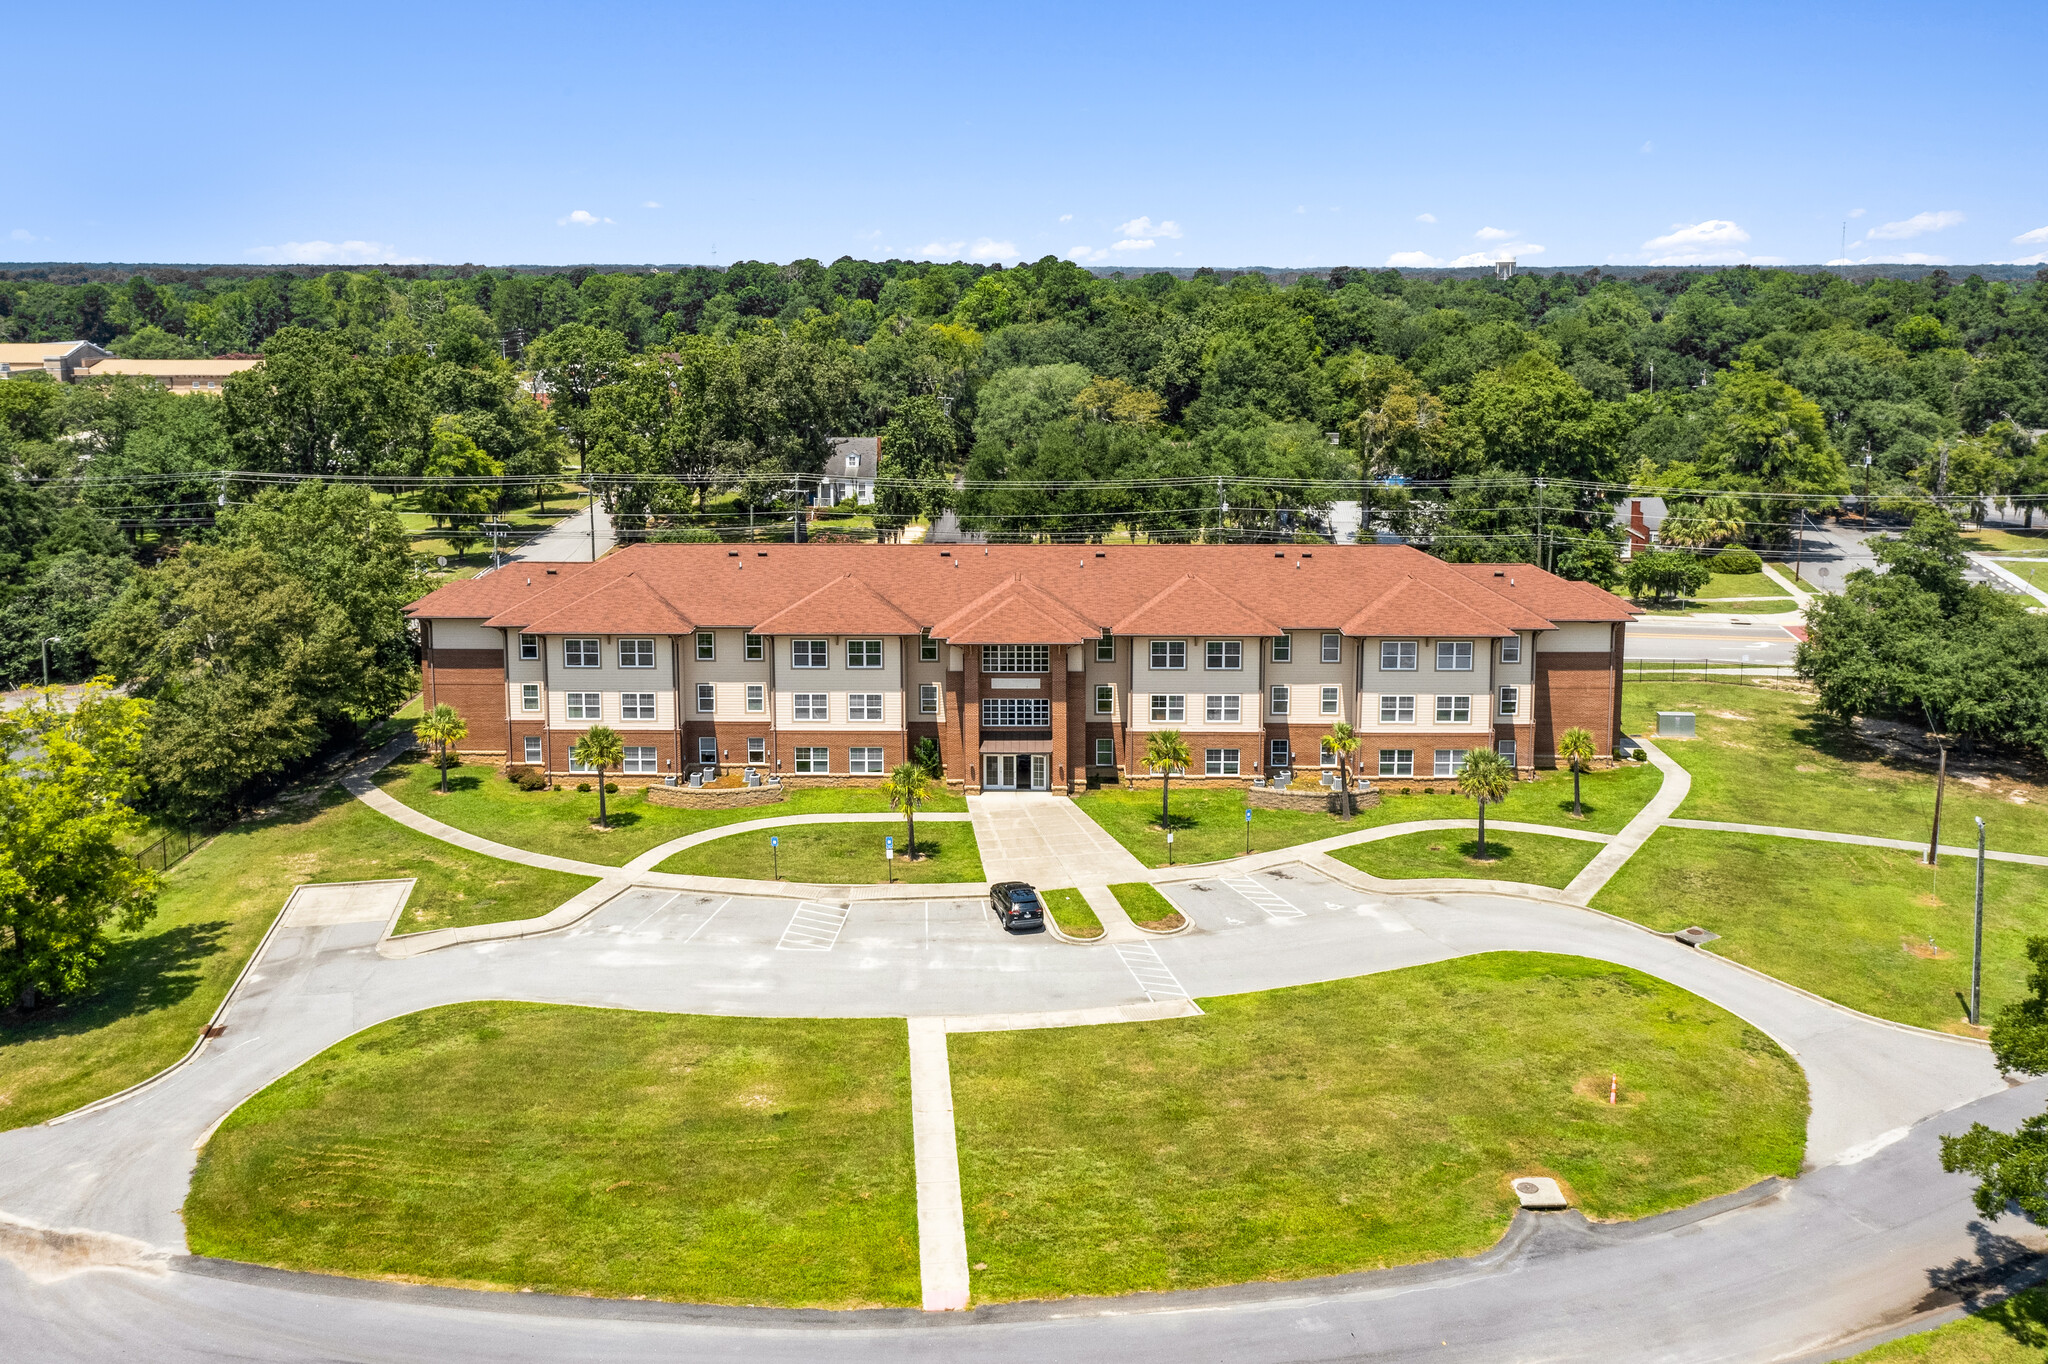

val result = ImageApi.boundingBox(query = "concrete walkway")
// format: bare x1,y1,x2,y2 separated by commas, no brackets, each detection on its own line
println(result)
906,1018,969,1312
968,792,1148,887
1562,736,1691,905
1970,552,2048,607
1761,562,1818,610
1665,818,2048,867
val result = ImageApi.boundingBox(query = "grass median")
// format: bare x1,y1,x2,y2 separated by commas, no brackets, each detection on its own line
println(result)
376,758,967,867
950,952,1805,1303
1041,888,1104,939
0,792,593,1130
1594,827,2048,1034
1109,882,1185,930
185,1002,918,1307
1327,830,1604,889
654,821,985,884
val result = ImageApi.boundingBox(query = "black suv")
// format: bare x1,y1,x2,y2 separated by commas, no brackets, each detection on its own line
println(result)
989,882,1045,930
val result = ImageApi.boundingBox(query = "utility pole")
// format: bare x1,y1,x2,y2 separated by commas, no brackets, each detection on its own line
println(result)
42,635,61,686
1863,448,1873,527
1534,479,1546,571
1927,736,1950,866
588,490,597,562
1972,816,1987,1026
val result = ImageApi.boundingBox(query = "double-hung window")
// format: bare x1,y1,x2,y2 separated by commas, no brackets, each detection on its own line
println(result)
519,634,539,660
1435,694,1470,724
1149,694,1186,722
1322,633,1342,664
697,736,717,765
523,735,543,764
1271,634,1291,663
793,693,828,722
1094,684,1114,715
848,693,883,722
625,692,657,722
1269,737,1291,769
1320,685,1340,716
521,683,540,712
919,682,939,715
623,746,657,774
1205,640,1241,670
1499,635,1521,664
566,692,601,721
621,638,654,668
695,631,715,662
1097,629,1114,662
1436,640,1474,671
1379,694,1415,724
1095,738,1115,766
1204,694,1240,723
1496,738,1517,766
1150,640,1186,671
980,697,1051,727
1497,685,1519,718
694,684,714,714
920,629,938,662
982,644,1049,673
1204,748,1240,776
1434,748,1469,778
747,684,765,713
747,736,765,763
564,638,600,669
793,746,827,773
1269,685,1290,716
847,639,882,669
792,639,828,669
745,634,764,661
848,747,885,775
1379,640,1416,671
1378,748,1415,778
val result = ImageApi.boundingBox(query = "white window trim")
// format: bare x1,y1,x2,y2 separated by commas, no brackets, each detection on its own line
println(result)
1435,694,1471,724
747,684,765,713
1094,738,1115,766
746,634,765,661
1320,685,1340,716
518,634,539,660
1271,634,1291,663
919,682,939,715
566,691,602,721
792,639,828,669
1322,633,1342,664
695,684,715,714
1149,694,1186,722
1435,640,1474,672
521,683,540,712
1498,685,1519,718
1499,635,1521,664
1094,684,1114,715
1269,684,1290,717
564,638,600,669
696,631,716,662
620,638,655,669
847,639,883,669
1204,694,1240,723
1379,640,1417,672
1379,694,1415,724
1205,640,1242,671
523,735,543,763
1150,640,1187,671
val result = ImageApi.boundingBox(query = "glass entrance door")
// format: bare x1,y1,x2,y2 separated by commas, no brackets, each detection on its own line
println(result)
983,754,1018,789
1029,753,1048,789
984,753,1048,789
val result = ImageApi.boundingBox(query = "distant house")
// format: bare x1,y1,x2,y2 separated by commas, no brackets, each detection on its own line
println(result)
0,340,111,382
824,436,877,506
75,356,261,394
1615,497,1668,559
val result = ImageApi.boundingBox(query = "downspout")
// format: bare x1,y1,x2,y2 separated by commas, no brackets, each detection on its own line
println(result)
501,627,512,763
539,631,552,778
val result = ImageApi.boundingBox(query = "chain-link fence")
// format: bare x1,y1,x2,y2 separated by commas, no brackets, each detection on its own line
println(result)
131,827,207,873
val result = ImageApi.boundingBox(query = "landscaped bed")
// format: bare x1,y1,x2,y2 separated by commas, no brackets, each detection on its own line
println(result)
0,793,594,1131
184,1002,919,1308
376,758,966,866
949,952,1806,1303
1110,881,1186,931
1594,827,2048,1034
1327,830,1603,889
653,821,985,884
1041,888,1104,939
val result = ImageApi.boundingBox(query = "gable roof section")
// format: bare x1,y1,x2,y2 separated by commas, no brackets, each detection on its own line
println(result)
752,573,922,636
1342,574,1518,639
930,575,1099,644
406,561,594,621
1110,573,1281,637
516,572,695,635
1442,563,1638,623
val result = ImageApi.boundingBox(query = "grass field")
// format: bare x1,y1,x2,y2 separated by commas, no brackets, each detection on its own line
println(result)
1992,559,2048,592
1077,765,1662,869
1838,1288,2048,1361
1328,830,1603,889
1594,828,2048,1033
653,821,985,883
1041,888,1104,939
1109,882,1185,930
0,795,593,1130
1964,525,2048,555
1621,682,2048,857
184,1002,919,1308
377,758,966,866
1694,571,1792,600
949,953,1806,1303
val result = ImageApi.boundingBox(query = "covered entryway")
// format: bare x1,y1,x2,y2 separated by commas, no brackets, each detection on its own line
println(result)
982,752,1049,790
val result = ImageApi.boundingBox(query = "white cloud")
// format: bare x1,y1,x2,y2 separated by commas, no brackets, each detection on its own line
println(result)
1448,252,1498,267
1294,205,1307,215
1111,238,1154,252
967,238,1019,261
643,201,661,209
1826,252,1947,266
1848,208,1866,218
2013,225,2048,244
1386,251,1441,267
917,240,966,259
1058,213,1073,223
558,209,613,227
1474,226,1514,241
1415,213,1436,224
9,228,33,241
1867,210,1963,241
1116,216,1181,239
1642,220,1750,252
246,239,424,265
1067,245,1109,263
1640,140,1654,154
2006,253,2048,266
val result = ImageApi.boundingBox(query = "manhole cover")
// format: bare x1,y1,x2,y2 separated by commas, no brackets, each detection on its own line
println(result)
1675,925,1720,947
1511,1176,1568,1209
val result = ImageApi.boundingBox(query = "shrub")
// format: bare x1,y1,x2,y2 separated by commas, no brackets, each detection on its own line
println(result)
516,770,547,792
1712,545,1763,575
604,782,619,794
505,764,534,784
576,782,591,793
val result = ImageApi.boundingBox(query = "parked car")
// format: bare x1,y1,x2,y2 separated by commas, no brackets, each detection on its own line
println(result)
989,881,1044,930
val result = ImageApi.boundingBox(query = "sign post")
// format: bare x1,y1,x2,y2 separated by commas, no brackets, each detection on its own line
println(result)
771,834,779,880
1245,806,1253,855
1166,830,1174,866
1973,817,1987,1025
886,834,895,884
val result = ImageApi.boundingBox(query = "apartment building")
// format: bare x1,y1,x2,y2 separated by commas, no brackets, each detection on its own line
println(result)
407,543,1637,792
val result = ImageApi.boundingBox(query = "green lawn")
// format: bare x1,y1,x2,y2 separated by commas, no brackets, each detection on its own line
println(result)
1110,882,1186,930
1042,888,1104,939
0,795,593,1131
654,820,985,884
1593,827,2048,1033
1694,571,1792,600
184,1002,919,1308
1964,526,2048,555
1991,559,2048,592
1622,681,2048,857
1328,830,1603,889
377,758,966,867
1838,1288,2048,1361
1078,765,1662,869
1636,600,1803,616
949,952,1806,1303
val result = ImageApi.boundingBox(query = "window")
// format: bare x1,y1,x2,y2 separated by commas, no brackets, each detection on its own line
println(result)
849,747,885,776
1320,685,1340,716
920,629,938,662
847,639,882,669
1149,694,1186,722
1321,740,1337,766
745,634,764,661
566,692,601,720
1379,640,1416,671
1499,635,1521,664
1434,749,1469,778
1436,640,1474,671
1496,738,1517,767
981,697,1051,727
1097,629,1114,662
699,736,717,764
1095,684,1114,715
518,634,538,660
621,638,654,668
1204,748,1241,776
1095,738,1115,766
1269,738,1291,769
1205,640,1242,670
982,643,1049,673
696,631,715,661
1150,640,1186,671
849,693,883,722
564,638,600,668
793,693,828,722
747,736,765,763
747,684,765,713
1322,633,1342,664
693,685,713,714
623,746,658,774
625,692,657,722
919,682,939,715
568,752,595,773
1270,685,1290,716
523,735,542,764
793,747,827,773
1435,694,1471,724
1379,694,1415,724
521,683,540,712
1497,686,1519,718
792,639,828,669
1271,634,1291,663
1378,748,1415,777
1205,694,1240,723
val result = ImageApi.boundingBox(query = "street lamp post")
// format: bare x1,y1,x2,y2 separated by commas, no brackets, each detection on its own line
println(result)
1972,817,1987,1026
41,636,61,687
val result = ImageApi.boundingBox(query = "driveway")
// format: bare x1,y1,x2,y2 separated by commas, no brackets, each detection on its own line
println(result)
967,792,1149,887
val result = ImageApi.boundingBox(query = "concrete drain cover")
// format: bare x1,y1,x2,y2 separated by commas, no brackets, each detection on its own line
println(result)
1674,925,1720,947
1512,1177,1568,1209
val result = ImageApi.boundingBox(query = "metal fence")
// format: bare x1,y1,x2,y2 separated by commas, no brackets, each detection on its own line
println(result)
131,827,207,873
1630,658,1798,684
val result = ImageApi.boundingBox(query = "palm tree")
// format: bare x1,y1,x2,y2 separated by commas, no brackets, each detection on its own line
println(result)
1556,726,1597,819
571,725,625,828
882,760,938,860
1324,721,1360,817
417,703,468,794
1456,748,1515,859
1145,729,1192,829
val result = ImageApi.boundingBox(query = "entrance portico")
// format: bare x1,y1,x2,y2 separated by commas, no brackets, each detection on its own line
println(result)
981,751,1050,791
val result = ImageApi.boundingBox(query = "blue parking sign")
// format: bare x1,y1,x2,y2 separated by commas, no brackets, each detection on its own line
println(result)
771,835,778,847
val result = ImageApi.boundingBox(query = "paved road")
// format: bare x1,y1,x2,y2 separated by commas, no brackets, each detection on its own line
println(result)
508,498,615,564
1626,616,1803,667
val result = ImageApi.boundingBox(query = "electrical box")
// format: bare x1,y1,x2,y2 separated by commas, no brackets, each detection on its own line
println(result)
1656,711,1696,738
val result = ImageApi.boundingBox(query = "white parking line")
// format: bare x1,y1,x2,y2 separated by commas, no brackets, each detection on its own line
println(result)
777,901,850,951
679,896,731,944
1225,875,1304,919
1115,943,1189,1002
628,891,684,932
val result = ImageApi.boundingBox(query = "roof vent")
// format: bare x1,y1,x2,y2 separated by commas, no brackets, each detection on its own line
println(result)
1274,552,1285,558
940,551,951,557
1494,570,1506,577
728,551,739,557
1300,552,1313,559
545,569,557,575
756,551,767,557
1094,552,1106,558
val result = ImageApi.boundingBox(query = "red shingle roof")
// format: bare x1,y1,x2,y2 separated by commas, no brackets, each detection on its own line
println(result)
1111,573,1282,637
930,575,1099,645
752,574,922,636
518,572,694,635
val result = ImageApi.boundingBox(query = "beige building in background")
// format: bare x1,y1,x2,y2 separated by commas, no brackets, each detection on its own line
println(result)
0,343,257,393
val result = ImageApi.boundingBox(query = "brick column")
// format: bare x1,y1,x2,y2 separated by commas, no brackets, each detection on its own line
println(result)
1049,648,1071,794
961,648,982,791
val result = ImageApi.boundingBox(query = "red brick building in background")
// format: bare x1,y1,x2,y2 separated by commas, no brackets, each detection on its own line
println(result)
406,543,1637,792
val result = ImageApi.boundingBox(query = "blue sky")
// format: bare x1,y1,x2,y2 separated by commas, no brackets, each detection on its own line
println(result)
7,0,2045,270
